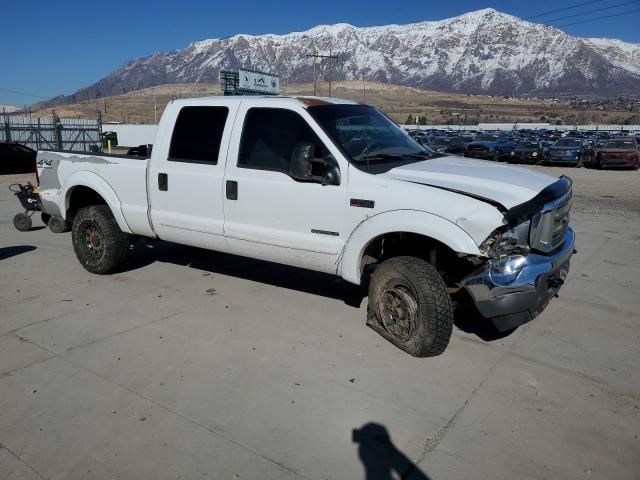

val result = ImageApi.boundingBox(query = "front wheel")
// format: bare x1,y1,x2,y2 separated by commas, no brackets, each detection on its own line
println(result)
367,256,454,357
72,205,130,274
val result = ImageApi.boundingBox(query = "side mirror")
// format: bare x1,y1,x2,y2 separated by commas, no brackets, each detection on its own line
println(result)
290,142,340,186
290,142,315,180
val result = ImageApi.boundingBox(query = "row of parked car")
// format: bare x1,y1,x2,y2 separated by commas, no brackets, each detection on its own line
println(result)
408,129,640,169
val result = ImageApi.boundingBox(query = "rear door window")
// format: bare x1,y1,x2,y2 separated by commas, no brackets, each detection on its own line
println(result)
168,106,229,164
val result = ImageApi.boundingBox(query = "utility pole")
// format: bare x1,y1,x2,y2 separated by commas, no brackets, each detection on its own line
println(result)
153,93,158,124
305,50,339,97
362,74,366,102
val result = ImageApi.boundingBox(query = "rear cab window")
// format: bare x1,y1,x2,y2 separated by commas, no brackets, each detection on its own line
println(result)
169,106,229,164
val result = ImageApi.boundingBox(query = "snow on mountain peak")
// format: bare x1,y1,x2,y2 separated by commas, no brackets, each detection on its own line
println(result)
55,9,640,104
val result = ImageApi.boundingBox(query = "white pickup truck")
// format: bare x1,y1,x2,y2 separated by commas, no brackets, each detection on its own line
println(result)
35,96,575,356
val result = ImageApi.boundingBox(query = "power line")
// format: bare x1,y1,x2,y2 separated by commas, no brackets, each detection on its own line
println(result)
524,0,607,19
556,7,640,26
0,86,49,100
542,0,639,24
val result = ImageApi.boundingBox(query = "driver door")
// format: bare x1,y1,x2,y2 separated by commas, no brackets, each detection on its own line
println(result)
223,103,348,274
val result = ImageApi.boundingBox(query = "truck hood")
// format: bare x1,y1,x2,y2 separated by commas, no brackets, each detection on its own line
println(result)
381,156,559,210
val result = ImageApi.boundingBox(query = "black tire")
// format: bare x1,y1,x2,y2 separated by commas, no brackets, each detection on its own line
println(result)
367,256,454,357
492,151,500,162
41,212,51,226
72,205,130,274
13,213,32,232
634,159,639,171
48,216,69,234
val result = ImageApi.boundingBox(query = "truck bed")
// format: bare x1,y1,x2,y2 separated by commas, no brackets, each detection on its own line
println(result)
36,150,154,237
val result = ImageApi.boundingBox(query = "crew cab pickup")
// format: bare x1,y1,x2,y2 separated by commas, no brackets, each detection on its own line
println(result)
36,96,575,357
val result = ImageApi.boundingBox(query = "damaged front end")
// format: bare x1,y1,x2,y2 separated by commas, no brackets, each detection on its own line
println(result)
460,177,575,331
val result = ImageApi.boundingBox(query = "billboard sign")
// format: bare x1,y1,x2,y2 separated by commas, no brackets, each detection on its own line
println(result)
238,69,280,95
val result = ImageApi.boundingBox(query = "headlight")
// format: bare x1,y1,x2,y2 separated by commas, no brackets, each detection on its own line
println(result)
510,151,515,156
480,221,531,257
532,152,538,157
489,255,527,286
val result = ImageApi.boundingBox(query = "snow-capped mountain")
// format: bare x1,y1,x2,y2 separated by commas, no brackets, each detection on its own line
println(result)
48,8,640,104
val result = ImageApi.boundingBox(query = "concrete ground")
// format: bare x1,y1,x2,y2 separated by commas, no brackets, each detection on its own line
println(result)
0,166,638,480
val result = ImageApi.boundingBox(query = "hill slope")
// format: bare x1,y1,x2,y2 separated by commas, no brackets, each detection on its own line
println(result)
33,81,640,126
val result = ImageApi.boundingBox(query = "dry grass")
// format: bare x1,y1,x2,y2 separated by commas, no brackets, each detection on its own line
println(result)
31,81,640,125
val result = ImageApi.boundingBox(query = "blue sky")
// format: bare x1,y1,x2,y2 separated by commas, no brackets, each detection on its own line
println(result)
1,0,638,106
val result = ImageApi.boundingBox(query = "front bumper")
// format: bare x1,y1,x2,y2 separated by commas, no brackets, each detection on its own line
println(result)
461,227,575,331
543,154,580,165
507,152,540,164
599,156,637,168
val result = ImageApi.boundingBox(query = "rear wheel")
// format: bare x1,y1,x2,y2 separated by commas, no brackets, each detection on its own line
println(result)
72,205,130,274
48,216,69,234
13,213,32,232
367,256,454,357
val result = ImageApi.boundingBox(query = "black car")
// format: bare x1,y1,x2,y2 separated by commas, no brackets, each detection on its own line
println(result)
506,140,544,164
542,137,595,167
464,133,516,161
426,136,464,154
0,143,37,174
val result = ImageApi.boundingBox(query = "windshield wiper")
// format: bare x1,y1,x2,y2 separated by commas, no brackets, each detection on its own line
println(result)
356,152,432,162
356,153,403,162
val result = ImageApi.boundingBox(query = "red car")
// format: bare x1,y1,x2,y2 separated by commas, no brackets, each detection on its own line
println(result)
594,137,640,170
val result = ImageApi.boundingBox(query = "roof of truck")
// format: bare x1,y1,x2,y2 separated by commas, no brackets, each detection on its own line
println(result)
167,95,361,109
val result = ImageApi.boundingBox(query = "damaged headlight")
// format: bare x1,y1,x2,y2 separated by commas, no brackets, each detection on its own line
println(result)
480,220,531,258
489,255,527,285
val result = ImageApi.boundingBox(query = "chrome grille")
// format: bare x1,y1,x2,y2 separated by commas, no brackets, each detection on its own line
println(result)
551,197,571,246
529,191,572,253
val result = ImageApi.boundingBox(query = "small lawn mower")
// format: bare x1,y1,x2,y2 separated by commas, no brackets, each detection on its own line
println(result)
9,183,67,233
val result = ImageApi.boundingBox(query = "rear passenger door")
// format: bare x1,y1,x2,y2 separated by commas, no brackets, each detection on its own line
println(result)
149,104,237,251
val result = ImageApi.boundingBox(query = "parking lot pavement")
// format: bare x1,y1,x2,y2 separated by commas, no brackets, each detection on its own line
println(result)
1,168,639,480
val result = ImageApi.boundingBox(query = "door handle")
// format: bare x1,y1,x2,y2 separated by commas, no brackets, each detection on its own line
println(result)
158,173,168,191
226,180,238,200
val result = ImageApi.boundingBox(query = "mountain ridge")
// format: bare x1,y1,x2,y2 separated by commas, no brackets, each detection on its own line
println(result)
40,8,640,107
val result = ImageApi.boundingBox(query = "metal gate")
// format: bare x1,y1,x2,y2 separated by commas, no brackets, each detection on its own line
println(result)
1,114,102,152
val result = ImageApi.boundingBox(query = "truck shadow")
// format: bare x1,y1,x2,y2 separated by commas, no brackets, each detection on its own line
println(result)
124,239,368,308
452,290,518,341
123,239,518,342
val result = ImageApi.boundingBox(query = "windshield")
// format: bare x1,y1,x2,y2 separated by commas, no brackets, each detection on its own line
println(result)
553,139,581,148
430,137,454,146
603,139,636,149
307,104,435,173
475,134,498,142
518,141,539,149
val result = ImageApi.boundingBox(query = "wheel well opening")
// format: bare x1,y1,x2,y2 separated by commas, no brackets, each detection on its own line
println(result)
67,186,107,224
361,232,477,287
